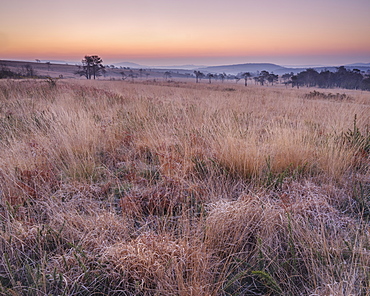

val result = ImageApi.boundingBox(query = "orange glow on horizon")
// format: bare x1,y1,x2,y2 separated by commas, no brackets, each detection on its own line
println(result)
1,0,370,65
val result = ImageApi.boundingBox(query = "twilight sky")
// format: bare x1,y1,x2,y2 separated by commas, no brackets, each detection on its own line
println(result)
1,0,370,66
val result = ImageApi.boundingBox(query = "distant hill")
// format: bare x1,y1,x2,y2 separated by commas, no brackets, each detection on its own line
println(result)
197,63,288,75
195,62,370,75
345,62,370,67
151,64,206,70
114,62,147,68
113,62,206,70
40,60,73,64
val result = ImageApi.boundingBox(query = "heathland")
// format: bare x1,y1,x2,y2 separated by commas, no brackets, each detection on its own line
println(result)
0,78,369,295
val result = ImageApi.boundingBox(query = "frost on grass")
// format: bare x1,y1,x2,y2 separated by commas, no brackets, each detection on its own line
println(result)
0,80,369,295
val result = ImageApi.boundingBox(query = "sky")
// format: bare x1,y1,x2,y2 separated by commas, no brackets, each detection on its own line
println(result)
1,0,370,67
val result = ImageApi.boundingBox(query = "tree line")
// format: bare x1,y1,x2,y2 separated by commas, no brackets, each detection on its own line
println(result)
287,66,370,91
193,66,370,91
74,60,370,91
1,55,370,91
193,70,278,86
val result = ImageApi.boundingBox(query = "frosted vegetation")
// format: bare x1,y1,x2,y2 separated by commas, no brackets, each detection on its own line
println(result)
0,79,369,295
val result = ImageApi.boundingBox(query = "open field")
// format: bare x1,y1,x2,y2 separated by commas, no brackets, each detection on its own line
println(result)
0,60,194,81
0,79,369,295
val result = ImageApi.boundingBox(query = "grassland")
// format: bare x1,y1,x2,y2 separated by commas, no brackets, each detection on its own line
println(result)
0,60,193,81
0,79,369,295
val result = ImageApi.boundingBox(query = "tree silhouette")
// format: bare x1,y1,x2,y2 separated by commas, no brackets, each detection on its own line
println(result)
258,70,270,85
282,73,293,83
219,73,226,83
234,76,241,84
290,75,299,88
164,71,172,81
241,72,251,86
288,66,365,90
267,73,278,85
194,71,204,83
75,55,105,79
90,56,104,79
207,73,214,84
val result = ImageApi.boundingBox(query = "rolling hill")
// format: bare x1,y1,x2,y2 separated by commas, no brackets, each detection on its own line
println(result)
197,63,287,75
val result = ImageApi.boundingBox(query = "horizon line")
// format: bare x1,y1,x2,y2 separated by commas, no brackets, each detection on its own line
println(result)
1,58,369,70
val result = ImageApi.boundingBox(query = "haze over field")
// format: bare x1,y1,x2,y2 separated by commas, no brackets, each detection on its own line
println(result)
1,0,370,67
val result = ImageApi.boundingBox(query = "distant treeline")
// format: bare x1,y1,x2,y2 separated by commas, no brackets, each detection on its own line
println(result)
1,62,370,91
287,66,370,90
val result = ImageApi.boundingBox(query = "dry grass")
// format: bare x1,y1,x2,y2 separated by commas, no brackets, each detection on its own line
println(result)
0,78,369,295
